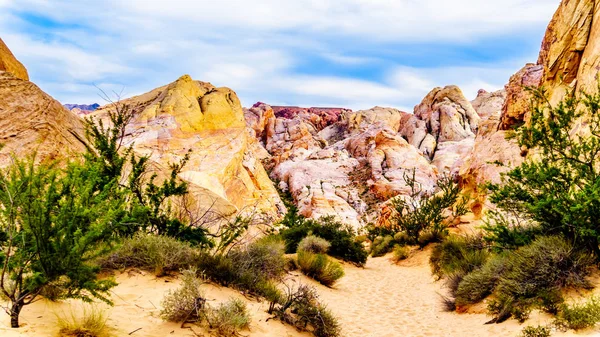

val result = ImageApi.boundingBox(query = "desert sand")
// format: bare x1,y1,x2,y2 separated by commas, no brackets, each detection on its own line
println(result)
1,248,597,337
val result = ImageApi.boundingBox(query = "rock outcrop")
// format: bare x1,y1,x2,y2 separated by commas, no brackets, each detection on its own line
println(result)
93,75,283,218
0,38,28,81
0,39,86,167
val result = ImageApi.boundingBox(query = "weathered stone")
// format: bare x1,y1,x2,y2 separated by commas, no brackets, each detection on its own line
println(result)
0,38,28,81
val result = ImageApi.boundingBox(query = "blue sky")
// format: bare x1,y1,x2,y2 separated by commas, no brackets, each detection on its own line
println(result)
0,0,559,111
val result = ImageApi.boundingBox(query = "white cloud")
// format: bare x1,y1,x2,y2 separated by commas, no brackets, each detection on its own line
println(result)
0,0,558,110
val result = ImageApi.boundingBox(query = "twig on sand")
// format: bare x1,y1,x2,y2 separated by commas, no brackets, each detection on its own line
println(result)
128,327,142,335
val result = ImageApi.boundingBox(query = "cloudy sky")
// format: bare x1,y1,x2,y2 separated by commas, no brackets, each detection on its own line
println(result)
0,0,559,111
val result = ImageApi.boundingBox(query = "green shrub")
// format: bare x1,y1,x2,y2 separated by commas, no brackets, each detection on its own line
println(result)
555,296,600,330
371,235,394,257
206,298,251,336
429,234,488,279
270,284,341,337
297,251,345,287
490,236,594,322
160,268,206,323
280,216,368,266
298,235,331,254
520,325,551,337
197,237,286,299
455,255,508,306
388,171,461,244
102,233,197,276
392,245,410,262
482,210,541,251
393,231,410,245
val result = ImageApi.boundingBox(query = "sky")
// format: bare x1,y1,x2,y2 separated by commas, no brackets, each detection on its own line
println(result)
0,0,560,111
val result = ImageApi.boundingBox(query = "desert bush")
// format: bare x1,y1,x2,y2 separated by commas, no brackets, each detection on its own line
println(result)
482,210,541,251
388,171,462,245
455,255,508,306
160,268,206,323
280,215,367,266
56,304,110,337
297,251,345,287
392,245,410,262
102,233,197,276
370,235,394,257
206,298,251,336
197,237,286,299
298,235,331,254
487,86,600,259
489,236,594,322
393,231,410,245
555,296,600,330
270,284,341,337
520,325,551,337
429,234,488,279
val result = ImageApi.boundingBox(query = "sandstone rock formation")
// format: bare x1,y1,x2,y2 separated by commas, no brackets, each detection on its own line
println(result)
0,38,28,81
0,39,86,167
537,0,599,103
93,75,283,218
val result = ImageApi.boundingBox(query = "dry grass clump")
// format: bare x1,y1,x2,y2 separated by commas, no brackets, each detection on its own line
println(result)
102,233,197,276
298,235,331,254
160,269,251,336
56,304,110,337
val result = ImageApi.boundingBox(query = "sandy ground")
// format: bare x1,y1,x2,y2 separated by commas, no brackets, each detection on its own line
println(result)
1,247,599,337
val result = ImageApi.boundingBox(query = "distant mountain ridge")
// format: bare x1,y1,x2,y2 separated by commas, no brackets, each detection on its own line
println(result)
64,103,100,111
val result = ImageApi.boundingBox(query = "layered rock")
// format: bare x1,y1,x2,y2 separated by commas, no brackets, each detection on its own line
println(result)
93,75,283,218
538,0,596,103
0,38,28,81
0,39,86,167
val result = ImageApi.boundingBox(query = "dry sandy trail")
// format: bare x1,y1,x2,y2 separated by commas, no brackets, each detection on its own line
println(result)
1,248,598,337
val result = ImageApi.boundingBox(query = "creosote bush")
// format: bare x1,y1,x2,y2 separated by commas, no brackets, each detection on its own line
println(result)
297,251,345,287
370,235,394,257
102,233,197,276
298,235,331,254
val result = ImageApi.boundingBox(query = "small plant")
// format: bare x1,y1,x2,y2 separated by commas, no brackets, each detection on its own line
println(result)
298,235,331,254
392,245,410,262
102,233,198,276
370,235,394,257
280,215,368,266
197,237,287,299
429,234,488,279
389,171,462,245
206,298,251,336
488,236,594,322
555,296,600,330
160,268,206,323
520,325,551,337
297,251,345,287
56,304,110,337
269,284,341,337
455,255,508,306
